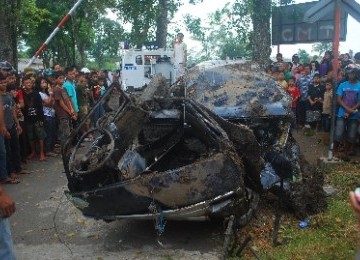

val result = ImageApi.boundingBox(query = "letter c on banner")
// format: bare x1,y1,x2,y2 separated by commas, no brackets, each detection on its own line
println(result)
281,28,294,42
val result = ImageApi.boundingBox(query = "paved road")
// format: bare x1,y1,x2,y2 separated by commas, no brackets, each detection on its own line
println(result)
4,155,223,260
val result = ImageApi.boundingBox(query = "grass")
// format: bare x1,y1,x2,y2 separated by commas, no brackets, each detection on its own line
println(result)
238,163,360,259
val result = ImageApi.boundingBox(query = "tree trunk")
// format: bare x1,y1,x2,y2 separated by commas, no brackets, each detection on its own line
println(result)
0,0,20,69
250,0,271,69
156,0,169,48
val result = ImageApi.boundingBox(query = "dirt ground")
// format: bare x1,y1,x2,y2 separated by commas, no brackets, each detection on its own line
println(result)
292,128,360,165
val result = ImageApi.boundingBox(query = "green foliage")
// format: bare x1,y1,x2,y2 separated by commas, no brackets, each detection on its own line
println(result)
87,60,117,71
312,42,333,57
89,18,125,68
19,0,121,67
298,49,311,64
184,1,252,61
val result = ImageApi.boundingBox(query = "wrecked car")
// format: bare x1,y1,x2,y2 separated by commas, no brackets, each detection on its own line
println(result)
63,60,326,225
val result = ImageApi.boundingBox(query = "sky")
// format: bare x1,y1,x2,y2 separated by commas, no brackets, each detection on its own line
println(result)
172,0,360,59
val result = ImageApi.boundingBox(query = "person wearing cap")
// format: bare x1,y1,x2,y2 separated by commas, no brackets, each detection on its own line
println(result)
173,32,187,80
333,68,360,159
0,60,15,73
44,70,56,88
80,67,90,74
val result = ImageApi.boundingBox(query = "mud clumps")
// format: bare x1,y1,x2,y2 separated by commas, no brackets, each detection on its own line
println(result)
288,155,327,219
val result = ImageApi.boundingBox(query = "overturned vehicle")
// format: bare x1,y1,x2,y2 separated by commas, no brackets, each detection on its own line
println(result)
63,61,326,224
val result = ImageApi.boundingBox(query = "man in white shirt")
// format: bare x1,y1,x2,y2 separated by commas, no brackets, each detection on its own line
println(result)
173,32,187,80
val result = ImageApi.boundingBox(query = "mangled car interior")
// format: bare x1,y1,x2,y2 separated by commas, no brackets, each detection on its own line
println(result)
63,61,326,234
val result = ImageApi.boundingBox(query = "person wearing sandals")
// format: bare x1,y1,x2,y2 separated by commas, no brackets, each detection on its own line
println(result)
1,73,31,184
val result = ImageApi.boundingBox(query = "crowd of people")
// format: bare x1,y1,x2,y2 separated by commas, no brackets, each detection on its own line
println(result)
0,63,117,185
267,51,360,160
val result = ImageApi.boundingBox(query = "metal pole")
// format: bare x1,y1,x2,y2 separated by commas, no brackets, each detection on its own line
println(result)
328,1,341,160
24,0,86,69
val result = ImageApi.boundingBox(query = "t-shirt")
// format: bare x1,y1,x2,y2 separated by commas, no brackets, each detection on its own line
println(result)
53,86,70,120
39,92,55,117
22,90,45,123
64,80,79,113
291,63,300,77
296,74,312,101
322,90,333,115
336,80,360,119
319,61,333,77
278,80,288,90
1,93,15,129
308,84,325,111
76,86,90,107
91,84,102,101
287,86,300,109
284,70,292,83
173,42,187,65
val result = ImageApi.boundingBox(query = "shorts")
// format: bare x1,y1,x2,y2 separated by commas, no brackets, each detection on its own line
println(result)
58,118,72,146
26,121,46,141
79,105,90,124
334,117,358,144
321,114,331,132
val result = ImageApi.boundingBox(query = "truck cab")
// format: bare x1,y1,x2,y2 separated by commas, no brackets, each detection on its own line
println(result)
121,49,174,91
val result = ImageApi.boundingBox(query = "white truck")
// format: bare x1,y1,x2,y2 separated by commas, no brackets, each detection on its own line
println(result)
120,49,175,91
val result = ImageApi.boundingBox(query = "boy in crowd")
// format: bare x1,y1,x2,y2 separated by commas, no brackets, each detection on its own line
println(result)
53,71,77,147
64,66,79,118
21,74,46,161
296,64,312,128
321,79,333,145
76,74,92,139
277,71,288,90
287,76,300,129
305,73,325,135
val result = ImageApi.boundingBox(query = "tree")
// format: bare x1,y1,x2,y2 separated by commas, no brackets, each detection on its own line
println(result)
0,0,21,68
249,0,272,67
298,49,311,64
312,42,333,57
184,2,251,60
113,0,203,48
89,18,125,68
19,0,118,67
184,0,296,66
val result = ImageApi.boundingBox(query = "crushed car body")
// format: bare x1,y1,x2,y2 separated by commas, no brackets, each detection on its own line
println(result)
63,60,326,223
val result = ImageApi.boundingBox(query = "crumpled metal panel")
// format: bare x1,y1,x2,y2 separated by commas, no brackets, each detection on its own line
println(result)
124,152,246,207
185,60,292,119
